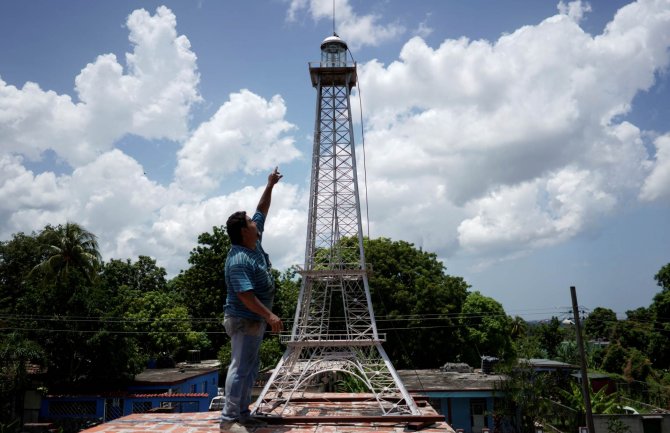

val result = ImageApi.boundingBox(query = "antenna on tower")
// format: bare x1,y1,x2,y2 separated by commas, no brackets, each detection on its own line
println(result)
332,0,336,35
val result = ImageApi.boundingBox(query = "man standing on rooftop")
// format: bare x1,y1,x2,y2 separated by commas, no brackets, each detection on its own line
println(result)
220,167,284,432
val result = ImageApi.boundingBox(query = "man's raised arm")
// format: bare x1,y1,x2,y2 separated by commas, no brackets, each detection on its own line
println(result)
257,167,283,216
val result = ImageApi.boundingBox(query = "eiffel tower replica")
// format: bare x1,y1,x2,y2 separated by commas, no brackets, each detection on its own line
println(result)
252,33,422,421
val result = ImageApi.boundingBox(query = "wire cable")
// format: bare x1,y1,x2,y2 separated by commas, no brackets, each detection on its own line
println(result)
347,47,370,239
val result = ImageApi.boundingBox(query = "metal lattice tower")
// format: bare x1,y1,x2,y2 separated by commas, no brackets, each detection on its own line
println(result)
252,34,420,418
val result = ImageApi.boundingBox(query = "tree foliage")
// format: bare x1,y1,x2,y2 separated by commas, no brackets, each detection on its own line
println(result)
0,225,146,393
495,361,558,433
1,223,668,424
125,290,209,359
30,223,101,284
170,226,230,356
584,307,617,340
536,317,564,359
560,381,621,414
654,263,670,291
363,237,469,368
0,333,44,425
645,288,670,370
460,291,515,366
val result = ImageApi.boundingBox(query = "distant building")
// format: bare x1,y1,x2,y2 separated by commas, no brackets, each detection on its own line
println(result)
398,369,504,433
38,360,220,430
396,359,583,433
518,358,579,373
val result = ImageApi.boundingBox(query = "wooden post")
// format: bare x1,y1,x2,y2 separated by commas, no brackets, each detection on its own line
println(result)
571,286,595,433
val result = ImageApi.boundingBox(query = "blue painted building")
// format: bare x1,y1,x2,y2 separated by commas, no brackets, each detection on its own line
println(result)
40,360,221,426
397,359,580,433
399,367,503,433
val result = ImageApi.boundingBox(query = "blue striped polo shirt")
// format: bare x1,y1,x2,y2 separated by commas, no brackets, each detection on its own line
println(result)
224,211,275,320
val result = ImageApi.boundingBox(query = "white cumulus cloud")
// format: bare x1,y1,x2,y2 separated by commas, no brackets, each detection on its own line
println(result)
287,0,405,49
2,1,669,280
0,5,305,275
358,0,670,261
640,133,670,201
174,90,300,194
0,6,200,167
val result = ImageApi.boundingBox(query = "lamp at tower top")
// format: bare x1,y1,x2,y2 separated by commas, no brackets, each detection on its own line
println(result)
309,33,357,89
320,33,348,67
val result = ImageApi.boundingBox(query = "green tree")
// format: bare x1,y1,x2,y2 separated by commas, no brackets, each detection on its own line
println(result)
0,232,43,318
0,333,43,426
510,316,528,340
459,291,514,366
25,223,104,386
537,317,564,359
363,237,469,368
610,319,650,353
495,361,558,433
514,334,548,359
1,225,146,390
654,263,670,291
622,348,652,382
31,222,101,283
625,306,652,323
555,340,579,365
601,343,627,374
584,307,617,340
125,290,209,359
102,256,167,293
170,226,230,355
649,289,670,369
273,267,300,324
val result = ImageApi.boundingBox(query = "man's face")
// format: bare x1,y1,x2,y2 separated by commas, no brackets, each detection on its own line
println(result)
241,215,259,244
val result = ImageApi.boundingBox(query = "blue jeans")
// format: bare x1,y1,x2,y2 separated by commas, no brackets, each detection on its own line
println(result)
221,316,266,422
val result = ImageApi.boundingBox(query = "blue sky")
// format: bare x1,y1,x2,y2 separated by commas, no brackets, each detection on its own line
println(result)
1,0,669,320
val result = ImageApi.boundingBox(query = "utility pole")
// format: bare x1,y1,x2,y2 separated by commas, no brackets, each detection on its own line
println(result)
571,286,595,433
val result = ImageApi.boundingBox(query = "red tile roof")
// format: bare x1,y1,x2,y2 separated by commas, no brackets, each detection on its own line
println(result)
128,393,210,398
46,392,209,398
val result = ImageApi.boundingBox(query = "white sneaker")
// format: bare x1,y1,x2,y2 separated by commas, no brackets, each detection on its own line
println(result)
220,421,250,433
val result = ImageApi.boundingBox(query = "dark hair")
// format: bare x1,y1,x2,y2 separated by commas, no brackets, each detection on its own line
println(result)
226,211,248,245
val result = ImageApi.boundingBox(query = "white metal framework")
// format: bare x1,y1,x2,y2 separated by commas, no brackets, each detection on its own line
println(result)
252,34,419,417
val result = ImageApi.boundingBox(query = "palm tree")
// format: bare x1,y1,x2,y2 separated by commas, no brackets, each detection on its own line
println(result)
28,223,102,385
31,222,102,283
510,315,528,339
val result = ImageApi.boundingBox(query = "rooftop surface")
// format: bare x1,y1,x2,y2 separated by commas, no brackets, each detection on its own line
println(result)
133,360,221,385
80,393,453,433
398,370,504,392
81,412,453,433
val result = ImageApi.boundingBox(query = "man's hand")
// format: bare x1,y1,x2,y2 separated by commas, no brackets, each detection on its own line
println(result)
258,167,282,215
266,312,284,334
237,291,284,334
268,166,283,187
